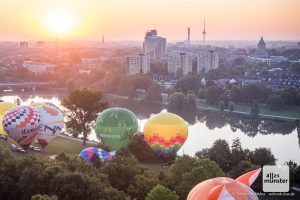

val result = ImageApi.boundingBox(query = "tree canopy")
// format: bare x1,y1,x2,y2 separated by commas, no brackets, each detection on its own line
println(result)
63,88,109,145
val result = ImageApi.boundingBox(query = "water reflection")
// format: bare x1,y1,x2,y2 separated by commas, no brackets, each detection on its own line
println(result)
1,95,300,164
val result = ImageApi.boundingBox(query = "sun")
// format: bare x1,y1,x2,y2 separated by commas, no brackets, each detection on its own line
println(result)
44,10,76,34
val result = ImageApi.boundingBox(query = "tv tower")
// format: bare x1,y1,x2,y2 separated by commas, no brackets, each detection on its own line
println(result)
202,19,206,45
187,27,190,45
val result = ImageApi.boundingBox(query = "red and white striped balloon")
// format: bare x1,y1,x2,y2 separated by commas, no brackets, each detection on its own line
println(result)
2,106,40,150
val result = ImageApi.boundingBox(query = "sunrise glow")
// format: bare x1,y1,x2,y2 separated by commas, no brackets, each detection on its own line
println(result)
44,10,76,34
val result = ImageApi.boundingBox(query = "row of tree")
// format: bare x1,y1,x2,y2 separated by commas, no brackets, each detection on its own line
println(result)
2,141,298,200
198,84,300,111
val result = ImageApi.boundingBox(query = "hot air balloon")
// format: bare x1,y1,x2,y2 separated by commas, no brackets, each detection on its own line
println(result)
143,111,188,158
0,102,17,140
2,106,40,150
79,147,112,162
95,108,138,151
34,104,64,149
187,168,261,200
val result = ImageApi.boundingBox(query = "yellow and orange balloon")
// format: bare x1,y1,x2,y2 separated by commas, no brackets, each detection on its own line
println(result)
187,168,261,200
143,111,188,158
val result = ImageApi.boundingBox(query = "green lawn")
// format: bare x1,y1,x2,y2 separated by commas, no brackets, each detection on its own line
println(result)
0,136,164,174
0,136,95,159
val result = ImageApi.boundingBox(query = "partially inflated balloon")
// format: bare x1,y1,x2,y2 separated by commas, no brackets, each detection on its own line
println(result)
34,104,64,148
144,111,188,158
187,168,261,200
95,108,138,151
2,106,40,150
0,102,17,139
79,147,112,162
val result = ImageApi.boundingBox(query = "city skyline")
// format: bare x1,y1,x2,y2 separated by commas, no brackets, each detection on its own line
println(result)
0,0,299,41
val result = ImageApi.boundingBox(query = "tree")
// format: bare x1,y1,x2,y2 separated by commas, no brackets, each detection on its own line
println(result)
175,75,200,94
195,148,210,159
168,92,185,114
102,151,158,200
117,77,136,99
128,134,163,163
280,88,298,106
163,156,224,199
197,88,206,99
144,84,162,104
230,138,246,167
63,88,109,145
240,84,272,103
229,101,234,111
250,147,276,166
217,94,230,107
146,185,179,200
206,86,223,105
208,139,232,172
218,100,225,112
250,100,259,117
267,94,284,111
131,75,153,90
183,91,197,113
285,160,300,184
230,160,259,179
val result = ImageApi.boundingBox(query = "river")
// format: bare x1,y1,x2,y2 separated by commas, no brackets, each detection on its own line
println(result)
1,95,300,164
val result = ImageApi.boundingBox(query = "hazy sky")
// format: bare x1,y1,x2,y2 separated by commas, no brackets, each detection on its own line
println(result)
0,0,299,41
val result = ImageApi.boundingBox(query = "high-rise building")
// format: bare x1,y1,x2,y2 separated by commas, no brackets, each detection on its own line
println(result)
143,30,166,59
20,41,28,48
37,41,45,47
197,51,219,72
168,52,193,76
126,54,150,75
202,19,207,45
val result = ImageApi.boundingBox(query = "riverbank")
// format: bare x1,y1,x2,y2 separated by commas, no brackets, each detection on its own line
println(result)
1,91,300,122
196,100,300,121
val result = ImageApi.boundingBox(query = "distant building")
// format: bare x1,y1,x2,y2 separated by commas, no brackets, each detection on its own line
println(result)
36,41,45,47
20,41,28,48
81,54,100,68
168,52,193,76
197,51,219,72
254,37,269,58
152,75,178,89
143,30,166,59
126,54,150,75
23,61,56,74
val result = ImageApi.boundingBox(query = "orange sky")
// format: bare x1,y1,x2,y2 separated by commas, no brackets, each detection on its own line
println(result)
0,0,299,41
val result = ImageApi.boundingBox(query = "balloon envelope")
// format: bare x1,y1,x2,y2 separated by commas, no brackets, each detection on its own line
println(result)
2,106,40,150
187,168,261,200
34,104,64,148
143,112,188,158
0,102,17,139
187,177,258,200
95,108,138,151
79,147,112,162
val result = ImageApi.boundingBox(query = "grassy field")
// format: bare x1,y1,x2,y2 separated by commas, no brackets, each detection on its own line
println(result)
0,135,164,173
0,136,95,159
